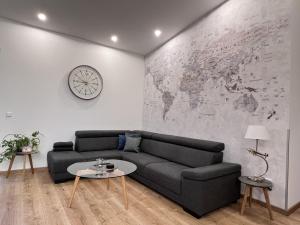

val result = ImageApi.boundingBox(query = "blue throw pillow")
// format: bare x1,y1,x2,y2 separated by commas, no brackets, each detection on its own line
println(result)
117,134,126,150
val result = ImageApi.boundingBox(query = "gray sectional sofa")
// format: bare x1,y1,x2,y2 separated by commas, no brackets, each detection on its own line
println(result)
47,130,241,217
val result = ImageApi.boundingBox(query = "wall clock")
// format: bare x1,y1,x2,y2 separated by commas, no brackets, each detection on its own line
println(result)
68,65,103,100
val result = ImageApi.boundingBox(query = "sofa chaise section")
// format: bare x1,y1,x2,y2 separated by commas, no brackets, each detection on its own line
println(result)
181,162,241,217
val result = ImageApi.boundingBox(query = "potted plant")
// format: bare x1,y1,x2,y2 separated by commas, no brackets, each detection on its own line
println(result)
0,131,40,163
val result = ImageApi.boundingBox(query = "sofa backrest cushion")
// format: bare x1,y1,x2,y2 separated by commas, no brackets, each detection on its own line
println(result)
140,133,224,167
75,130,127,152
151,133,224,152
133,130,156,139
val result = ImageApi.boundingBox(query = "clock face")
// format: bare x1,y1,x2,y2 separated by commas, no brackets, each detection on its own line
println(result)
68,65,103,100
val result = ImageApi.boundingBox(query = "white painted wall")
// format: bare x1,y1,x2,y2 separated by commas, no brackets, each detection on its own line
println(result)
0,19,145,171
288,0,300,209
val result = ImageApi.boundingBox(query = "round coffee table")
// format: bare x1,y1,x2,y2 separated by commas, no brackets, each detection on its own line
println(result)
67,159,137,209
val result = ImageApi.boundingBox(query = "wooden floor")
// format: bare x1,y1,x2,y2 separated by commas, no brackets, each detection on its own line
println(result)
1,169,300,225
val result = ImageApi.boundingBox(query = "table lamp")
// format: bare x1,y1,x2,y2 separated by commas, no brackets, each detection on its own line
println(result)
244,125,270,182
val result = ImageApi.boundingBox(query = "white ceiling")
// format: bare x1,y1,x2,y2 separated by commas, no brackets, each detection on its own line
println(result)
0,0,226,55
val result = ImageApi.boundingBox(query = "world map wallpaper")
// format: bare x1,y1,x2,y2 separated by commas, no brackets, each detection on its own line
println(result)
144,0,291,208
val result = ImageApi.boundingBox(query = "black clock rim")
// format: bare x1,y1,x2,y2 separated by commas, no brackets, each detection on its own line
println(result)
68,65,103,100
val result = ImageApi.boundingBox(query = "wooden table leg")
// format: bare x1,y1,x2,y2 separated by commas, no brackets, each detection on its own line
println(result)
106,178,110,190
121,176,128,210
68,176,80,208
23,155,26,172
28,154,34,174
249,186,252,207
263,188,273,220
6,155,16,178
241,185,250,215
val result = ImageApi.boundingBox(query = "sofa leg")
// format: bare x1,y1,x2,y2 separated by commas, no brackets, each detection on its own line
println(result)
183,207,201,219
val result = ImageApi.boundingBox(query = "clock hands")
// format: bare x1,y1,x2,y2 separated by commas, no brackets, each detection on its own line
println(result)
74,79,89,86
74,74,87,83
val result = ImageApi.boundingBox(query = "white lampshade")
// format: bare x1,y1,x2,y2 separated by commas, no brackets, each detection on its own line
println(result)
244,125,270,140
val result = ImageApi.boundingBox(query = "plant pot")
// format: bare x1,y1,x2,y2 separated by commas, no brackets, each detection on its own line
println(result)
22,146,32,153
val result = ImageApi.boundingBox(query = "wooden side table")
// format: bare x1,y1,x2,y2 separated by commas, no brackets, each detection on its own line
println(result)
6,151,36,178
239,176,273,220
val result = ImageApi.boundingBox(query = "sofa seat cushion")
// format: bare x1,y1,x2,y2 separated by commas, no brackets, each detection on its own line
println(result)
47,151,84,173
143,162,189,194
122,152,167,173
79,150,122,161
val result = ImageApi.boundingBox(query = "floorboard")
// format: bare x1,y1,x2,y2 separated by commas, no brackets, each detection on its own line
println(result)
1,170,299,225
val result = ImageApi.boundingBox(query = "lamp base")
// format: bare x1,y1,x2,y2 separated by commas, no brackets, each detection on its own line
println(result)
247,176,265,182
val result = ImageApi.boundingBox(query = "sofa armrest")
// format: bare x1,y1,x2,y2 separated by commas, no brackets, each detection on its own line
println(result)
53,141,74,148
52,141,74,152
182,162,241,181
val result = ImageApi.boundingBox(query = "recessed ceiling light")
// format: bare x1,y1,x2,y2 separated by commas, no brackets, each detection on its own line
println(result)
37,13,47,21
111,35,118,43
154,29,162,37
